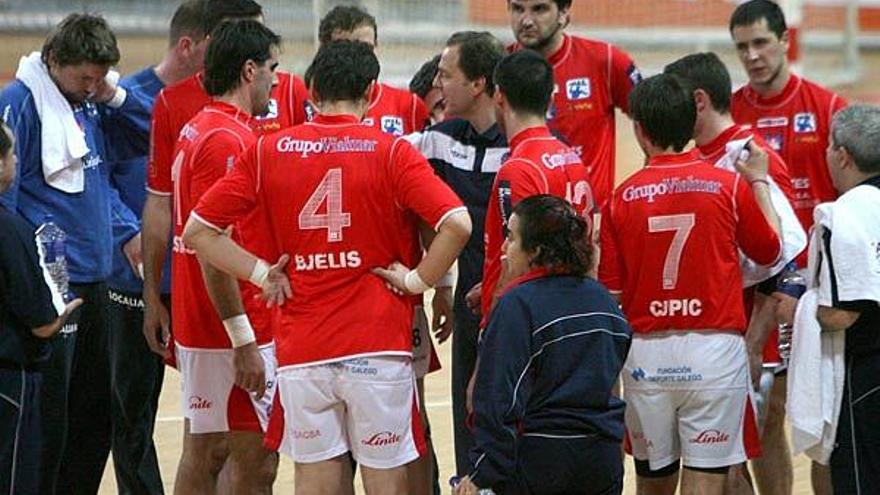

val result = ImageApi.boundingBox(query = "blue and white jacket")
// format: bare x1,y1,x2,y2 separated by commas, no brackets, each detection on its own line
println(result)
469,271,632,489
101,66,170,294
0,79,148,284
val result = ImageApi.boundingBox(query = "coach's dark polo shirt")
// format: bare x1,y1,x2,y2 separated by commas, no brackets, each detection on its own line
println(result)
0,205,58,365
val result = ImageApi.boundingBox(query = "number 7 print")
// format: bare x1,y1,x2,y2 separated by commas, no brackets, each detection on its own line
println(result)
648,213,695,290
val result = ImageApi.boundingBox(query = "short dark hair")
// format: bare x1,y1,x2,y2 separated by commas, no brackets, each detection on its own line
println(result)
0,123,12,158
41,13,120,67
203,20,280,97
201,0,263,40
729,0,787,39
409,54,440,99
664,52,732,114
629,74,696,152
168,0,207,46
494,50,554,117
308,40,379,103
318,5,377,46
513,194,593,277
509,0,573,10
553,0,573,10
445,31,506,97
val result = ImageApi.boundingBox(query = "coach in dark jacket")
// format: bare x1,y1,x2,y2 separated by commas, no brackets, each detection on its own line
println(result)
458,195,631,495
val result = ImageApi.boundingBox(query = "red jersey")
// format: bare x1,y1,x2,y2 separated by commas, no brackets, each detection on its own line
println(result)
192,113,464,368
170,102,276,349
481,126,593,324
512,34,640,207
148,71,310,196
732,74,847,246
362,83,429,136
598,152,781,334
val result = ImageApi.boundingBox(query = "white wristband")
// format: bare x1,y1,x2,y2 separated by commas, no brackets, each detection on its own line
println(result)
404,269,431,294
106,86,127,108
436,271,455,288
249,259,271,288
222,314,256,348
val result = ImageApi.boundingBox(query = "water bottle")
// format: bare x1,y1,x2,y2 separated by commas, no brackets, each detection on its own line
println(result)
776,266,806,368
35,215,73,303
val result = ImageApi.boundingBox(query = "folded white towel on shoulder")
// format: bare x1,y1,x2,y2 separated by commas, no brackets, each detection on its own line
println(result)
16,51,89,193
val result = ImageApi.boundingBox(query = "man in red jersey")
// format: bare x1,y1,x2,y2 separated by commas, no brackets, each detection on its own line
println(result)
316,8,443,492
665,52,808,495
169,21,281,494
142,0,310,360
599,73,782,495
507,0,641,208
315,5,429,135
481,49,593,324
183,41,471,495
729,2,847,492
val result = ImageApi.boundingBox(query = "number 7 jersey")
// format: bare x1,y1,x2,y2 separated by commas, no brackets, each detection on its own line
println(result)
598,152,781,334
192,113,465,368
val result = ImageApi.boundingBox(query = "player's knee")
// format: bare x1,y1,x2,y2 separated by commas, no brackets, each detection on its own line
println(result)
180,440,227,476
232,451,278,488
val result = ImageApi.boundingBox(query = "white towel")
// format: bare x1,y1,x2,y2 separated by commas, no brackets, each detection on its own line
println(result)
715,136,807,287
787,288,845,464
15,52,88,193
813,185,880,306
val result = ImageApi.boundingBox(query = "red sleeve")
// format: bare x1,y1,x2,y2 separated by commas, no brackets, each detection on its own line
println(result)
147,92,173,195
733,174,781,265
609,44,640,115
597,200,622,293
389,138,464,228
193,140,261,231
189,131,247,205
410,93,429,133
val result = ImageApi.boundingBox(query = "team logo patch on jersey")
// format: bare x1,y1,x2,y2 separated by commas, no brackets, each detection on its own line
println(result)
362,117,375,127
627,64,642,86
765,133,784,151
565,78,591,100
756,116,788,128
380,116,404,136
255,98,278,120
794,112,817,133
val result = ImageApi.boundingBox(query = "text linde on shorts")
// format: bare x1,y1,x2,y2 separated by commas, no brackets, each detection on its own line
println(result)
622,176,722,203
276,136,378,157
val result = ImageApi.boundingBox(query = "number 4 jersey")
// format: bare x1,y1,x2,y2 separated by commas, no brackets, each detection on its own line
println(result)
598,152,781,334
192,113,465,368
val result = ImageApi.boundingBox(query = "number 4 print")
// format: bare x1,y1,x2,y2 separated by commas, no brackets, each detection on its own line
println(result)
648,213,695,290
298,168,351,242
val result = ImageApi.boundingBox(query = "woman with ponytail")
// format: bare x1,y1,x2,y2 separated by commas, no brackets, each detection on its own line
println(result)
455,194,632,495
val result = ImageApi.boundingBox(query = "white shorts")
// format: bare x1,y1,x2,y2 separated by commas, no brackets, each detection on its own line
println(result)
621,331,761,470
267,355,426,468
176,343,277,434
